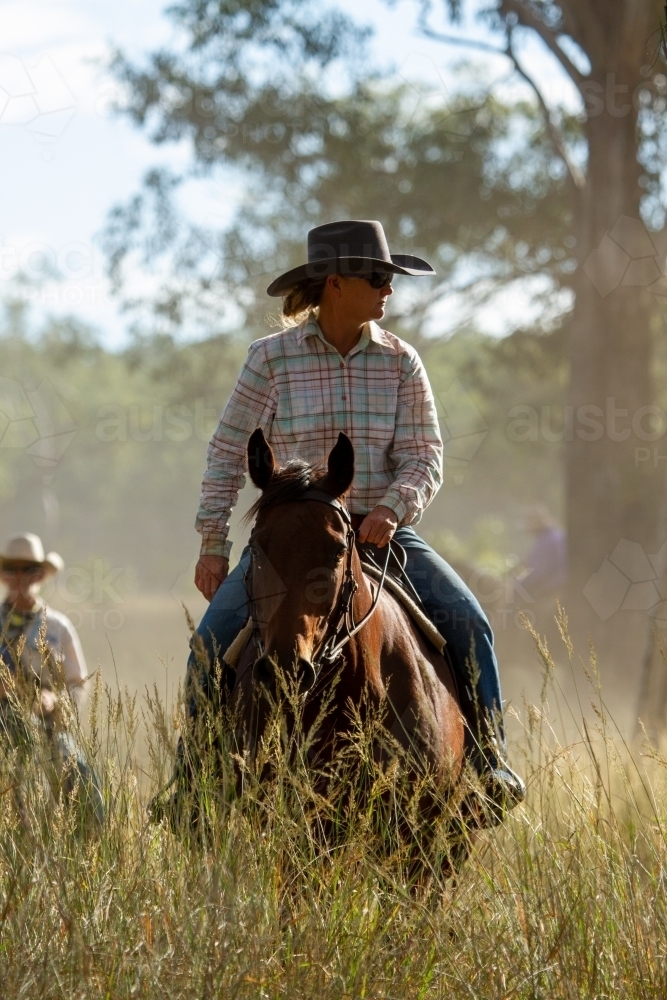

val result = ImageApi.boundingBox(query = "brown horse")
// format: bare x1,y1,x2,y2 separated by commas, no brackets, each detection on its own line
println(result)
226,428,467,863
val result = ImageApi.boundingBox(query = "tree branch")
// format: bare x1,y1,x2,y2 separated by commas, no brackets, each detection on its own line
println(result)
417,14,586,196
499,0,588,91
418,24,509,57
505,30,585,194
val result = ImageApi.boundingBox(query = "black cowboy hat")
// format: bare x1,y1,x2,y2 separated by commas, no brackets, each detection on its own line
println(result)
266,219,435,296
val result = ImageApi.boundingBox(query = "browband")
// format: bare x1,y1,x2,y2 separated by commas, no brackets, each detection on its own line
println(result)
301,489,352,528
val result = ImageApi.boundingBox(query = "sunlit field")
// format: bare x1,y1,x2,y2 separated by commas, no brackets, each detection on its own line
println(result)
0,613,666,1000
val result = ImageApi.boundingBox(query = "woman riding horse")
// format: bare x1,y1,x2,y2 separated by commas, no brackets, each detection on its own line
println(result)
184,219,524,818
234,427,468,854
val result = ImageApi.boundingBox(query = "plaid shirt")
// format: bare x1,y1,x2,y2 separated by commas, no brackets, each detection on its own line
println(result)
196,315,443,558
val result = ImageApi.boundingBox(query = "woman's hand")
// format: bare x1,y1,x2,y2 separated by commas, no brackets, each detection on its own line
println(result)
357,505,398,548
195,555,229,602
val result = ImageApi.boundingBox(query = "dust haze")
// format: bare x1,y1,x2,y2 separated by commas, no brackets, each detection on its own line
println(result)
1,314,658,747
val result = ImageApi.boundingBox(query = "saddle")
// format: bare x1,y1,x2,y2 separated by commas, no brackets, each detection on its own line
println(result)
357,543,446,656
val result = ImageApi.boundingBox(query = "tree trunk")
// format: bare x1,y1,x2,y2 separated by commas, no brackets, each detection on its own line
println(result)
566,74,661,605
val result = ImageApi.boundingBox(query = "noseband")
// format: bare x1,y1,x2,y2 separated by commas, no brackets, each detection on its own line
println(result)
246,489,390,683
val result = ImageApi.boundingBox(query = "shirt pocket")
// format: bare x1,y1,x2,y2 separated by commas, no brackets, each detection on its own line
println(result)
275,384,328,422
352,369,400,445
273,366,337,445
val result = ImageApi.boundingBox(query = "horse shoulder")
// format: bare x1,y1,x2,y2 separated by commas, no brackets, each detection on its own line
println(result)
367,590,465,768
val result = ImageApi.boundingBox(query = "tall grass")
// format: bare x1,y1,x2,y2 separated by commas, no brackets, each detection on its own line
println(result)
1,619,667,999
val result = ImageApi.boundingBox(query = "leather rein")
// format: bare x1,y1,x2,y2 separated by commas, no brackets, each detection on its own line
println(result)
246,489,391,679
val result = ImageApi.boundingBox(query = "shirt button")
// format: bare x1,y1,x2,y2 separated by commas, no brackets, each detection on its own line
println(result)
339,362,344,368
342,395,346,400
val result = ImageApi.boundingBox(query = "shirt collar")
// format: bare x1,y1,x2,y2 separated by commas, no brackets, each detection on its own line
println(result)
1,598,43,626
295,313,392,353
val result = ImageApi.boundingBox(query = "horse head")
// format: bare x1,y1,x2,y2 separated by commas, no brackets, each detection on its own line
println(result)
246,427,355,695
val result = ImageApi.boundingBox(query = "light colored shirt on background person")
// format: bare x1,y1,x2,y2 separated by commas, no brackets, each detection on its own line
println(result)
0,602,89,708
196,314,444,558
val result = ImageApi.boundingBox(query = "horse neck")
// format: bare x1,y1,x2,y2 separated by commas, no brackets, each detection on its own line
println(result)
350,546,375,622
345,546,391,678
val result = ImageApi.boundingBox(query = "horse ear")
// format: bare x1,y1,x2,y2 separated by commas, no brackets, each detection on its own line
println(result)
248,428,276,489
322,432,355,498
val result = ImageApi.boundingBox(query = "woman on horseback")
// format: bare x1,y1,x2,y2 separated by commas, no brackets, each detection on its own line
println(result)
187,219,524,817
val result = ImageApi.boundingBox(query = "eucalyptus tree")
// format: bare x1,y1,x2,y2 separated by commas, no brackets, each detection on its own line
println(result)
414,0,667,593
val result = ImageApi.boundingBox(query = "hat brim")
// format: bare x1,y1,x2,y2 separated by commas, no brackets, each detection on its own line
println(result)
266,254,435,297
0,553,63,577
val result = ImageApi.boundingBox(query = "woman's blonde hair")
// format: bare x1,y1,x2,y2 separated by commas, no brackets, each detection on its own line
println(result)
280,275,328,327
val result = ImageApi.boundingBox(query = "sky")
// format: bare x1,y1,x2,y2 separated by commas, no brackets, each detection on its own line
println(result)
0,0,579,348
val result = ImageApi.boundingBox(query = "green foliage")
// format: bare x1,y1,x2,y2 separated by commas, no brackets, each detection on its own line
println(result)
103,0,578,339
416,324,567,556
0,302,247,590
110,0,370,152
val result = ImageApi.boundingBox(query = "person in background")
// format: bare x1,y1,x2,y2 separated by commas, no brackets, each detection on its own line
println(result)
520,504,567,602
0,533,104,828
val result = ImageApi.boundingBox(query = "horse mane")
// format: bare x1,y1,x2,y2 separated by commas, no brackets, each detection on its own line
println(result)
245,459,330,524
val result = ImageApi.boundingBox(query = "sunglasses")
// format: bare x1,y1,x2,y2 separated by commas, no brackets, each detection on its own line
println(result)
362,272,394,289
1,565,42,577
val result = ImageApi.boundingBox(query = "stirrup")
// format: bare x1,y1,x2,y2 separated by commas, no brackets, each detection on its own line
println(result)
474,743,525,825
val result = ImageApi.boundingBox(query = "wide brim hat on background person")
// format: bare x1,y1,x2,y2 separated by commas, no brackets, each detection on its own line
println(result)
0,533,64,577
266,219,436,296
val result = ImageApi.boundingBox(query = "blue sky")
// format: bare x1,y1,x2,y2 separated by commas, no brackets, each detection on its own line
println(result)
0,0,577,347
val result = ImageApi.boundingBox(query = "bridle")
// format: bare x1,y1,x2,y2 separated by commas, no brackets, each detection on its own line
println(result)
246,489,391,682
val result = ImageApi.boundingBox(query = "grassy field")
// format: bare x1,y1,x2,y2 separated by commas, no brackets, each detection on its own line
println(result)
0,618,666,999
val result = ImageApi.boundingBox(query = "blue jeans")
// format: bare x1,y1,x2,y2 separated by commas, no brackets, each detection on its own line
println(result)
0,701,104,828
186,527,505,747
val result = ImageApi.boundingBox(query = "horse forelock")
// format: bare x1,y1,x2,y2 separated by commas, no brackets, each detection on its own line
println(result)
245,459,334,524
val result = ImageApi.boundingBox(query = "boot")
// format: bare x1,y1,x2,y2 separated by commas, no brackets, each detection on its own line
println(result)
476,726,526,825
455,671,525,826
147,734,194,830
